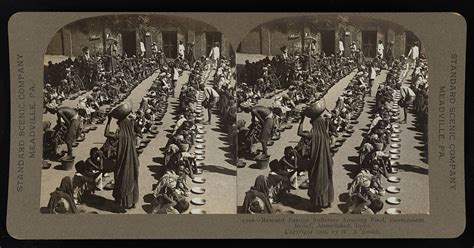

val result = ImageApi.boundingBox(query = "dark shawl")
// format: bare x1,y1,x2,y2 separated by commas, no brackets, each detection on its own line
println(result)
242,175,273,214
47,176,77,214
307,116,334,207
113,118,140,208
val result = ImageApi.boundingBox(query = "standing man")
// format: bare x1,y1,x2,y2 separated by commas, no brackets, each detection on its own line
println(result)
208,42,220,69
385,41,394,68
202,86,220,125
398,85,416,124
186,42,195,65
338,38,345,56
281,45,289,61
407,41,420,69
178,40,185,60
377,40,385,59
139,40,146,57
251,106,274,157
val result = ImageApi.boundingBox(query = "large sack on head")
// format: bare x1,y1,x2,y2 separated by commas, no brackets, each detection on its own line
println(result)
303,99,326,119
110,100,133,120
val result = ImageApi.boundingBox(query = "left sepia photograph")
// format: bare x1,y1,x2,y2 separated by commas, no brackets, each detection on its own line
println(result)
41,14,237,214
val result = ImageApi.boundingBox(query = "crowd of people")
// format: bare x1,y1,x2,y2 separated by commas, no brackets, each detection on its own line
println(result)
44,43,194,214
239,41,428,214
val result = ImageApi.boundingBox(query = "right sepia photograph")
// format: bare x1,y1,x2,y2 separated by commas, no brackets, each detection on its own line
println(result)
235,15,429,215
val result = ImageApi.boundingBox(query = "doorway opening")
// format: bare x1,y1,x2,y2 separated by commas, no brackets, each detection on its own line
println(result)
121,30,137,57
206,32,222,57
162,31,178,59
405,31,420,55
320,30,336,55
362,30,377,58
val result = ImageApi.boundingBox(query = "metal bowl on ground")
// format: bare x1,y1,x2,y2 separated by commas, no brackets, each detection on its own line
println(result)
138,143,147,149
192,177,206,184
387,176,401,183
195,117,204,122
342,133,351,138
82,129,90,134
195,144,206,149
338,137,347,143
191,198,207,205
390,149,400,154
195,168,203,175
196,125,204,130
391,161,400,167
76,136,85,142
191,187,206,194
350,120,359,124
197,129,206,135
189,209,207,214
195,150,205,155
386,186,401,194
72,142,79,147
271,135,280,141
147,134,157,139
196,134,204,139
386,197,401,205
267,140,274,146
393,129,401,134
278,127,286,132
389,167,399,174
391,138,401,142
390,154,401,160
285,124,293,129
391,133,400,138
196,139,205,143
334,141,343,147
385,208,402,215
346,129,354,134
390,143,401,149
88,126,98,131
330,147,339,153
137,148,144,154
141,138,151,144
195,155,205,161
197,162,205,167
154,121,163,125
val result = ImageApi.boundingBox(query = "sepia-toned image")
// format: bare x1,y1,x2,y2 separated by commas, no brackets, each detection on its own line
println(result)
235,15,429,215
40,14,237,214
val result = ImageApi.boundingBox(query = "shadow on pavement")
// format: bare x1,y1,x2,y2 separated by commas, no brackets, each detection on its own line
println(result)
200,164,236,176
397,163,428,175
279,193,311,212
82,194,117,213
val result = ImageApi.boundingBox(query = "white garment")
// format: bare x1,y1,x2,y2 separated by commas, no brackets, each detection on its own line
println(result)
178,44,185,58
209,46,220,60
140,42,146,55
377,43,384,58
339,41,345,53
408,45,419,60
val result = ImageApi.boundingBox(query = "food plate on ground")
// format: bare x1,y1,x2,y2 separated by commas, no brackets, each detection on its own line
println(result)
72,142,79,147
137,148,144,154
271,135,280,141
192,177,206,184
391,133,400,138
147,134,157,139
342,133,351,138
191,198,207,205
393,129,401,133
196,125,204,130
386,186,401,194
387,176,401,183
334,141,343,147
196,139,205,143
196,134,204,139
391,138,401,142
389,167,399,174
195,117,204,122
350,120,359,124
76,136,85,142
195,168,203,174
88,126,98,131
197,162,205,167
285,124,293,129
189,209,207,214
385,208,402,214
390,149,400,154
195,150,205,155
195,155,205,160
191,187,206,194
330,147,339,153
391,161,400,167
390,143,401,148
390,154,401,160
195,144,206,149
267,141,274,146
386,197,401,205
197,130,206,134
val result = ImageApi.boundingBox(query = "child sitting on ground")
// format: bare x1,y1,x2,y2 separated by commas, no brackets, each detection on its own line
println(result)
279,146,300,189
267,160,291,204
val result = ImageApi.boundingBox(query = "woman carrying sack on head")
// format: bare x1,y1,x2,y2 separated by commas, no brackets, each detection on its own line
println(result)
104,108,140,213
297,100,334,212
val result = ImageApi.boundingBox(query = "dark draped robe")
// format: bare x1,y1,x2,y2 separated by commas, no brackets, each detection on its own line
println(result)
242,175,273,214
113,118,140,208
307,116,334,208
